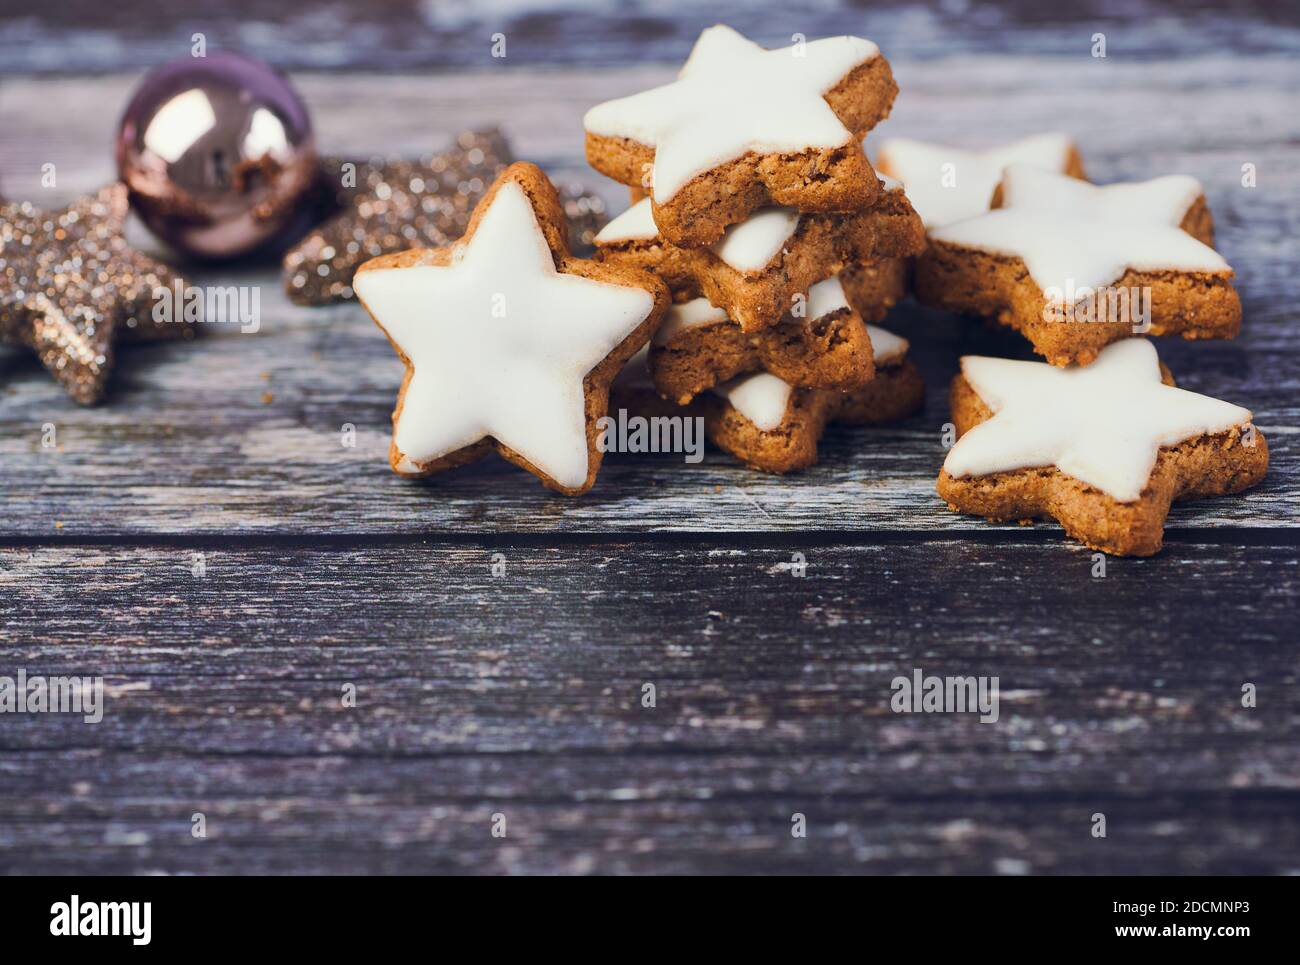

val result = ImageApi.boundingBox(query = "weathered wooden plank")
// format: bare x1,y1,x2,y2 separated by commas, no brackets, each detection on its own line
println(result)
1,756,1296,874
1,287,1295,535
1,541,1296,873
4,535,1296,642
2,540,1295,752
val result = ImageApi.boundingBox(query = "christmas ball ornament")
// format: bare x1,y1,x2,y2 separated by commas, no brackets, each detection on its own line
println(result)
116,50,317,260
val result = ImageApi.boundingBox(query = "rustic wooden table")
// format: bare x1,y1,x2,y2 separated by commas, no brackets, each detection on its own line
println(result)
1,3,1298,875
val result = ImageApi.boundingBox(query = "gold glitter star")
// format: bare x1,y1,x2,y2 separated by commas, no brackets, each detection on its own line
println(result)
1,184,192,404
282,128,608,306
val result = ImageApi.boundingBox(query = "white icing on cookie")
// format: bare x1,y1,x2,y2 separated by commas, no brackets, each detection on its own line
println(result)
803,277,850,319
713,207,803,274
877,133,1076,229
594,197,658,245
657,278,852,348
598,185,899,276
600,197,804,275
584,25,880,202
353,180,655,489
653,297,731,345
943,339,1252,503
711,371,793,431
866,324,907,365
930,165,1231,302
878,173,904,193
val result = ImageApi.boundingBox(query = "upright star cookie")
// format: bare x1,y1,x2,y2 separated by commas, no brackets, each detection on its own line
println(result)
1,184,191,405
585,25,897,247
283,129,608,306
352,162,669,495
937,339,1267,556
876,133,1084,230
915,165,1240,366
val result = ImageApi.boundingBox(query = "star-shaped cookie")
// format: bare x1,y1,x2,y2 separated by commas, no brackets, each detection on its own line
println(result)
876,133,1084,230
648,278,877,405
283,129,608,306
1,184,191,404
352,162,669,495
915,165,1241,366
699,325,922,473
585,25,897,247
593,177,923,330
938,339,1268,555
610,324,921,474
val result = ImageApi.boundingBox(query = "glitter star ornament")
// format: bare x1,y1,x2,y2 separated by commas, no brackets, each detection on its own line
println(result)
1,184,191,404
282,129,608,306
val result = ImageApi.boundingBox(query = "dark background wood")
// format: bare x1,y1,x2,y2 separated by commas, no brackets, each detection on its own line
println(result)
3,0,1300,72
0,0,1297,875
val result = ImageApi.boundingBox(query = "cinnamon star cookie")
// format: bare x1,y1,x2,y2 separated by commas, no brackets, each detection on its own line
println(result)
914,165,1240,366
699,325,922,473
937,339,1267,556
593,178,922,331
352,163,669,495
585,25,897,247
648,277,876,405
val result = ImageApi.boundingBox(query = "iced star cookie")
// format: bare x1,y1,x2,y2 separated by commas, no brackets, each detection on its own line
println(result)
649,279,875,405
914,165,1241,366
352,162,669,495
937,339,1267,556
593,179,923,331
700,325,922,473
584,25,898,248
876,133,1084,230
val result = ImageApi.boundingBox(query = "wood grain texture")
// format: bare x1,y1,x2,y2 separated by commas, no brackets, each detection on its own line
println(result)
2,541,1297,874
1,32,1298,874
0,273,1295,535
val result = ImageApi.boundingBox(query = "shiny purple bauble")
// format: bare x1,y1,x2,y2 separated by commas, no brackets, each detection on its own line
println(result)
116,51,317,261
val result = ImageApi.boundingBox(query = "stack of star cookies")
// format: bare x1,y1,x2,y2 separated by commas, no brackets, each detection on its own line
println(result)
584,25,927,472
345,25,1268,558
